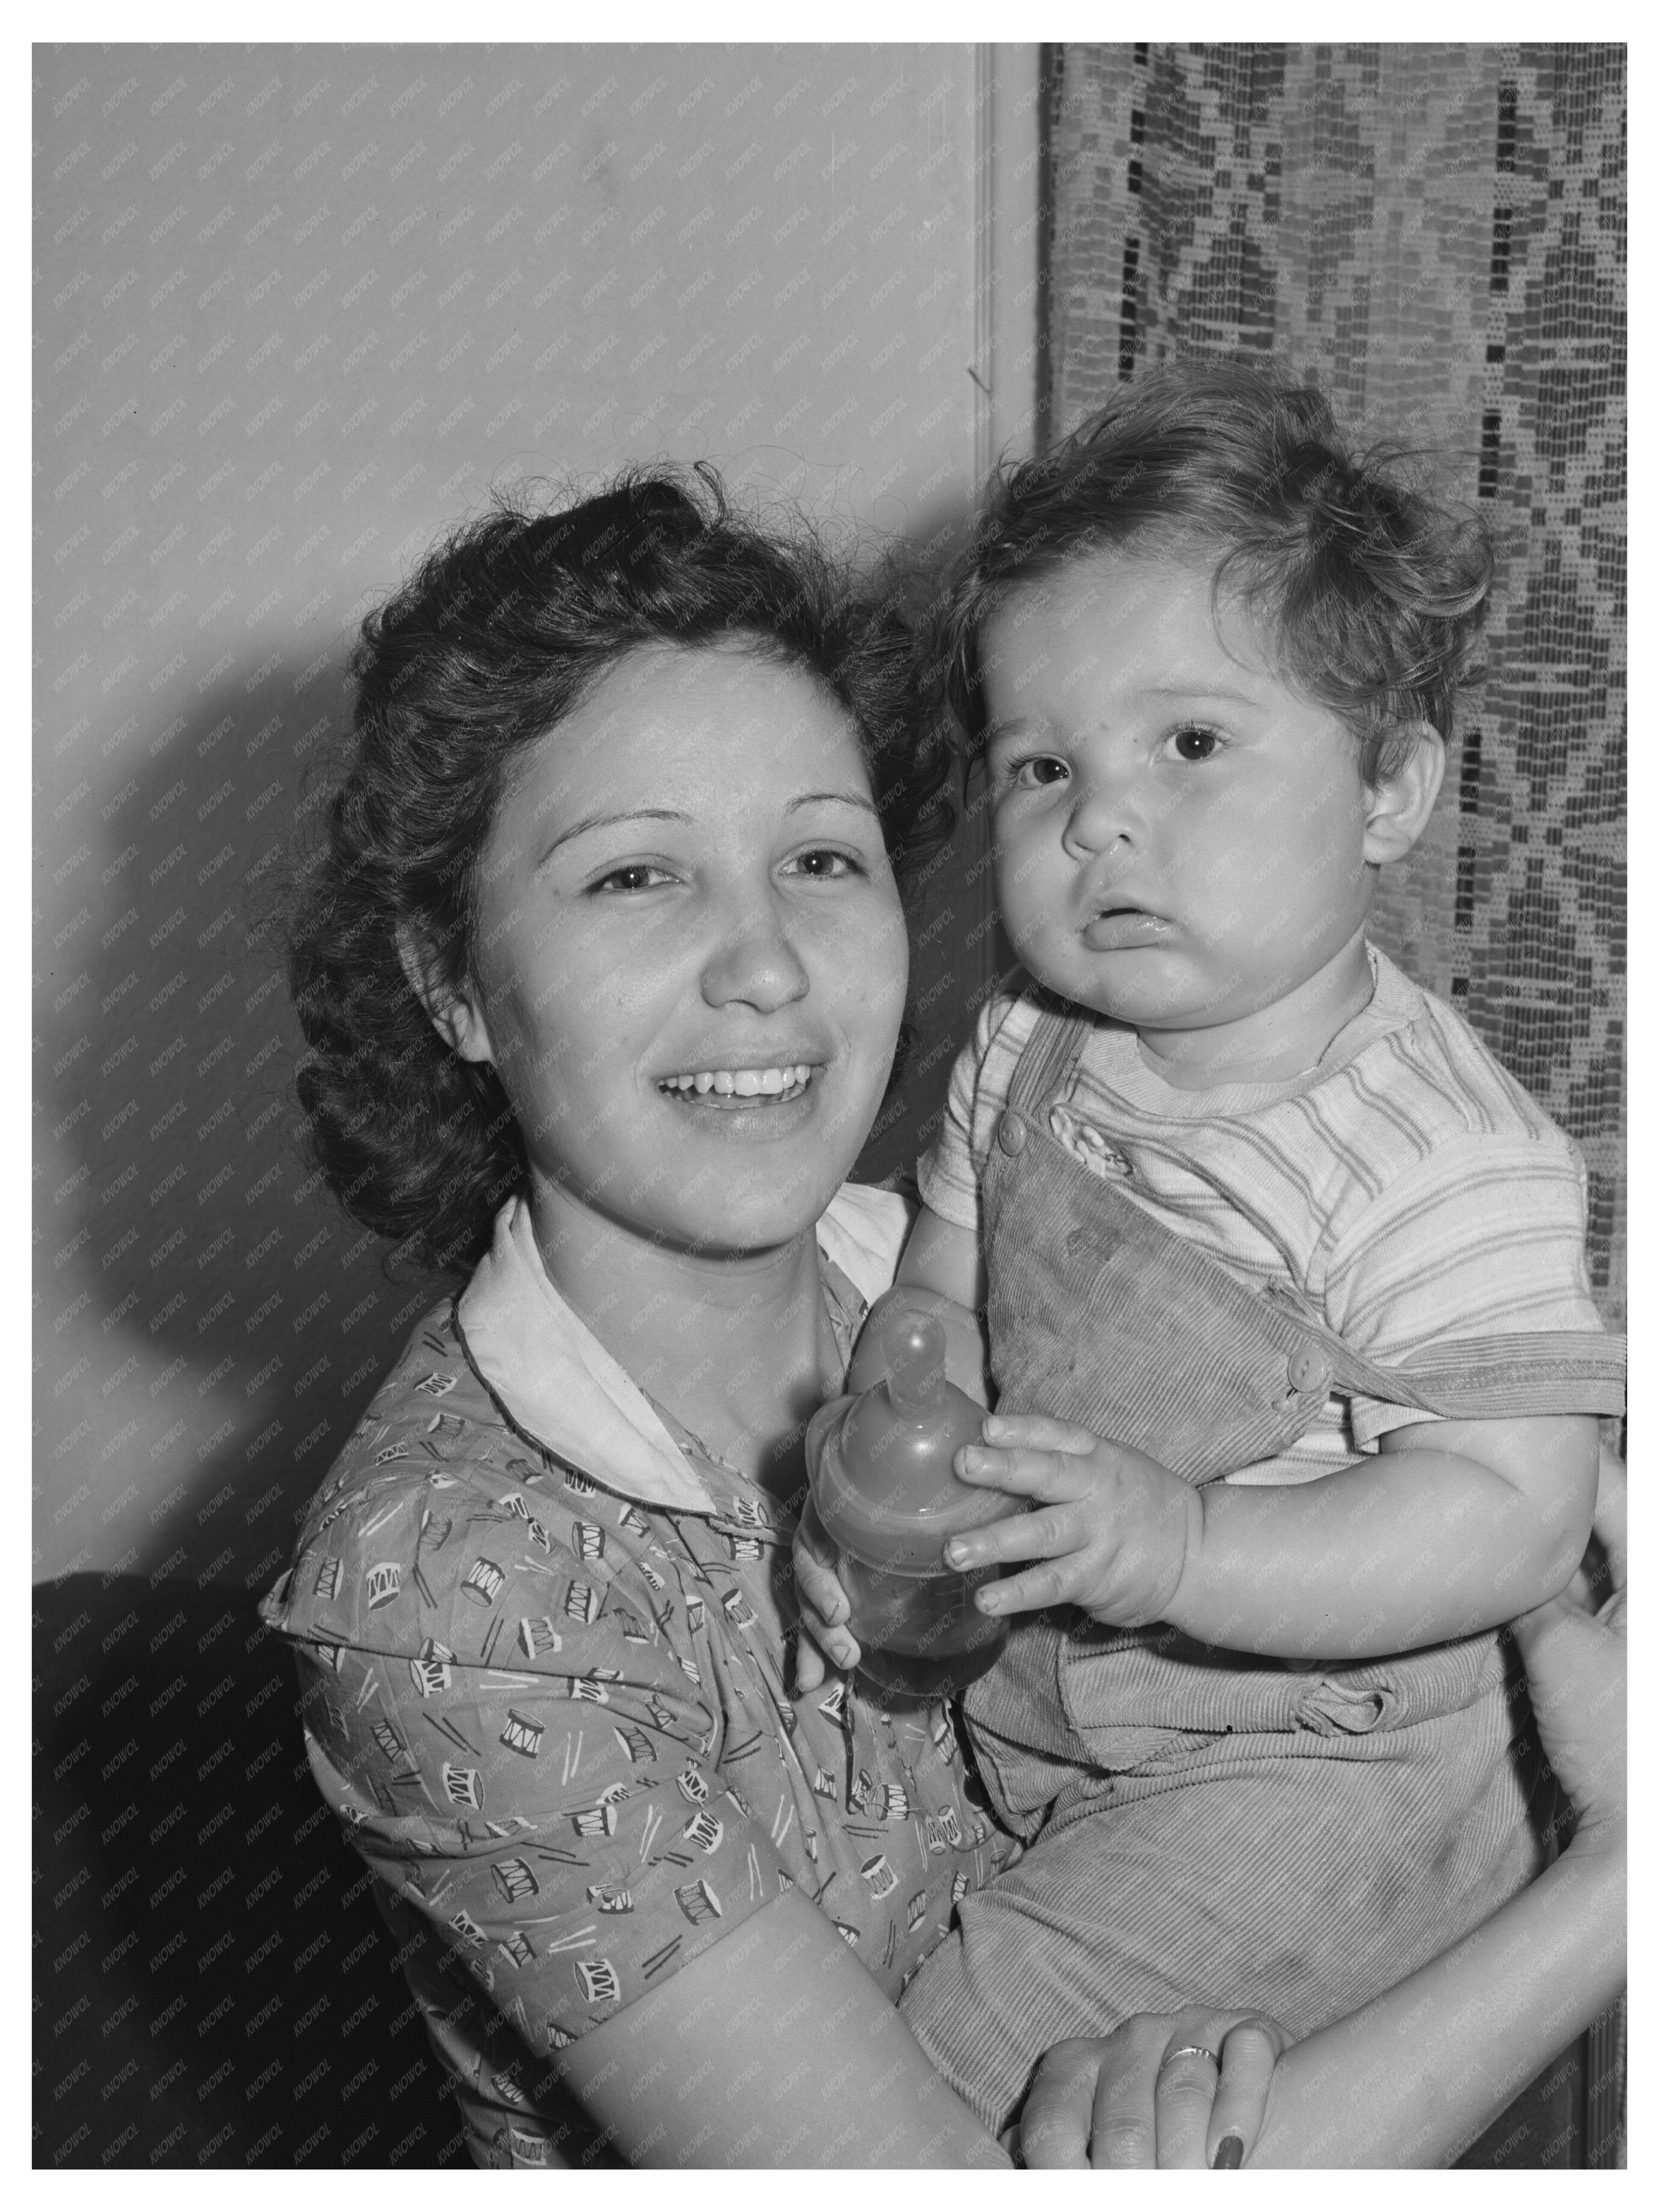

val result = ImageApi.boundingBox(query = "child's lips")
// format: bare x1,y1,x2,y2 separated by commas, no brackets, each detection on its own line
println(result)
1080,906,1174,951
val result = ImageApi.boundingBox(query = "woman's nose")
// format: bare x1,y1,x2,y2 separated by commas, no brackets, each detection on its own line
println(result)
699,894,811,1012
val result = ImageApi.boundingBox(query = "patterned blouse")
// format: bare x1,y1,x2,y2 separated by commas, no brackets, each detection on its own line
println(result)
259,1190,1017,2167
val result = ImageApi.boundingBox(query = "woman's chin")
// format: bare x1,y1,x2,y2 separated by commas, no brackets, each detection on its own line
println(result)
674,1165,849,1260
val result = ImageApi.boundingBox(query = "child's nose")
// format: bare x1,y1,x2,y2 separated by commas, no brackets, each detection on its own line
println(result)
1060,774,1137,860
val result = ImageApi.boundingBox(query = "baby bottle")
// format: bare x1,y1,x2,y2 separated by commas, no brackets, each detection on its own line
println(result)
809,1309,1023,1699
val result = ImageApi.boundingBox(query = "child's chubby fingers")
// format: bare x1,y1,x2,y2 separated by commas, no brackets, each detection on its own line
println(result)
954,1441,1094,1505
974,1558,1083,1617
981,1410,1108,1458
944,1504,1076,1576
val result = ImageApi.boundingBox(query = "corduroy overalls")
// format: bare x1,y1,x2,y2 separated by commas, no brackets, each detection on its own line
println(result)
899,1008,1626,2133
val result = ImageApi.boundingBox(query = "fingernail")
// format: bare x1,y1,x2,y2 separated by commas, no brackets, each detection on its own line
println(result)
1212,2135,1244,2170
945,1538,970,1566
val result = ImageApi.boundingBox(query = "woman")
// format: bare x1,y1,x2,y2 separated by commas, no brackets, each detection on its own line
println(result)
262,470,1624,2168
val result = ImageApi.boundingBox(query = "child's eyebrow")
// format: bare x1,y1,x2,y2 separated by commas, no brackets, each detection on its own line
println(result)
1141,680,1260,706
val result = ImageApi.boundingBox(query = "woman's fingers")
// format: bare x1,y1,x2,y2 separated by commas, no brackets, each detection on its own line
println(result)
1018,2040,1104,2168
1206,2019,1289,2169
1509,1590,1626,1829
792,1499,850,1625
793,1629,828,1695
1150,2047,1224,2168
790,1496,860,1689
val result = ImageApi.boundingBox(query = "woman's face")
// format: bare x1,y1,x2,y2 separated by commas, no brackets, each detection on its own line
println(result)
450,642,909,1260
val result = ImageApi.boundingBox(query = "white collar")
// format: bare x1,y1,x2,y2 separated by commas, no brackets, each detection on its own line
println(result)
454,1186,911,1516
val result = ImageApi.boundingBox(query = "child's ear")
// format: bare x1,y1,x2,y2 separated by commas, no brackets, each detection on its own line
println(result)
1362,723,1445,866
395,920,497,1064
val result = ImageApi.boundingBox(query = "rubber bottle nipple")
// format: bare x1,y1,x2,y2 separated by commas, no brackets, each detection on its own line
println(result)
880,1310,949,1417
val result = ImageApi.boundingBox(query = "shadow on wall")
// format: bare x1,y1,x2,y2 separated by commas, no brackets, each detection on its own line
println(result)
34,1570,457,2170
40,641,451,1595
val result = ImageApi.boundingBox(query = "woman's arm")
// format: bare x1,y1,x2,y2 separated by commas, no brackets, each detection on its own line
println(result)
553,1890,1009,2168
1252,1797,1623,2164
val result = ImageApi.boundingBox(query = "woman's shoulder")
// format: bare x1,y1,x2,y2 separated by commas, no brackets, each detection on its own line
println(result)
259,1294,554,1647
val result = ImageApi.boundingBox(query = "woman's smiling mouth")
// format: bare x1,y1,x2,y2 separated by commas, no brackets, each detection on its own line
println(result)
657,1061,816,1105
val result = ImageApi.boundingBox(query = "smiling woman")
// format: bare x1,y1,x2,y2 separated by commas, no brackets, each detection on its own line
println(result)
262,471,1032,2167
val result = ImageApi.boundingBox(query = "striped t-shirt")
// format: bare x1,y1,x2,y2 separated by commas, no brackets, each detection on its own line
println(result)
918,945,1604,1486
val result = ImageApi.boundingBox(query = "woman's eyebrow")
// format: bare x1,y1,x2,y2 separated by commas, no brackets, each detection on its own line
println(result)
534,807,691,866
784,790,882,818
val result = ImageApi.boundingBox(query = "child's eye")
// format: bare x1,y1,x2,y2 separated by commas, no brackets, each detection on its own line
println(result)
590,862,676,894
783,847,862,880
1004,754,1070,790
1167,725,1223,764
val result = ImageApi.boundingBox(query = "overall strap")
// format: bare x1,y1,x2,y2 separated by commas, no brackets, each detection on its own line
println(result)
1004,1000,1097,1123
1340,1326,1627,1420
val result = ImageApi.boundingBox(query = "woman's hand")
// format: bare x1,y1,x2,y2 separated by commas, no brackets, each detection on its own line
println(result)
792,1405,862,1692
1510,1446,1626,1845
1019,2010,1291,2169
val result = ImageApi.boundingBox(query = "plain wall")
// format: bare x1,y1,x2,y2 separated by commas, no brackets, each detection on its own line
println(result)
34,43,1040,1586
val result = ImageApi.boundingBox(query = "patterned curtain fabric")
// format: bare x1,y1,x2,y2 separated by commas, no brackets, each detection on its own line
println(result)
1040,44,1626,1328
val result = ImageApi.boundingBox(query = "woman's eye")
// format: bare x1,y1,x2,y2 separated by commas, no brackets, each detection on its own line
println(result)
591,863,674,894
784,847,860,880
1169,726,1222,763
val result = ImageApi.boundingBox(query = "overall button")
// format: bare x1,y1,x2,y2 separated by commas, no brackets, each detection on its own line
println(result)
1287,1344,1333,1397
997,1110,1028,1156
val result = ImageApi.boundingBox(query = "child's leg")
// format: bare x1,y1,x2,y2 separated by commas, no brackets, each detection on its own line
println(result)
899,1694,1547,2136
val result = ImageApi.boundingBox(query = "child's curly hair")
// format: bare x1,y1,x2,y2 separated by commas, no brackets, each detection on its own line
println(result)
287,467,946,1277
932,356,1492,786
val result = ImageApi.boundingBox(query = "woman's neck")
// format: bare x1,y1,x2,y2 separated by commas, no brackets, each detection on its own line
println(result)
528,1179,839,1501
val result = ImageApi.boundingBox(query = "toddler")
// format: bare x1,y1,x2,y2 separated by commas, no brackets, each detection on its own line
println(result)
799,359,1625,2132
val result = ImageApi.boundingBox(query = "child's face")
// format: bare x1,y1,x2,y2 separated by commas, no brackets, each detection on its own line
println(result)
456,643,908,1259
982,548,1381,1056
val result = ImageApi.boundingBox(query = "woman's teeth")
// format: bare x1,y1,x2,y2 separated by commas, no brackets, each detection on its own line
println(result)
658,1063,814,1100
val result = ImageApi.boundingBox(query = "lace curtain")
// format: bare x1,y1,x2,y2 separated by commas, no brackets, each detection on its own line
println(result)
1039,43,1626,1328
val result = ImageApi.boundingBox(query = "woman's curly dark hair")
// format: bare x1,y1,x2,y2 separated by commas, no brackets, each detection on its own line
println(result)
288,466,949,1277
929,356,1493,788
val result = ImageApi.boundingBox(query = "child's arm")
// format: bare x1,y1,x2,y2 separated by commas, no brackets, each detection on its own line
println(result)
948,1408,1599,1659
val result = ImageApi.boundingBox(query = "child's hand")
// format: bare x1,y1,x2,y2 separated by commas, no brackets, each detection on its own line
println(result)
946,1412,1201,1628
791,1402,862,1692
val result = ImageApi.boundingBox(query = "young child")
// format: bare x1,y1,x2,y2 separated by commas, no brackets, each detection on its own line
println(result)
798,358,1625,2132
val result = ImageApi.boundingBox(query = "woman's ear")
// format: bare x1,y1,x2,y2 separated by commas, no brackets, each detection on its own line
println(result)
1362,723,1445,866
395,920,496,1065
